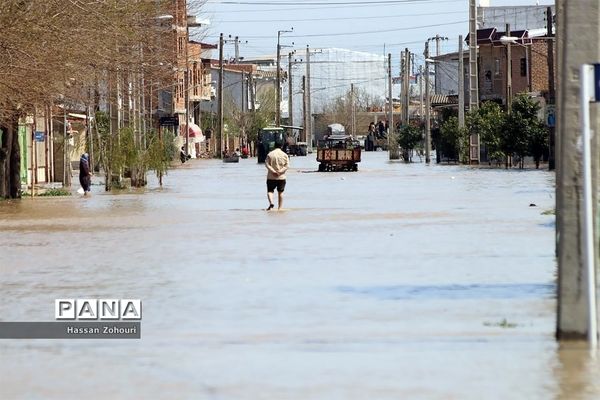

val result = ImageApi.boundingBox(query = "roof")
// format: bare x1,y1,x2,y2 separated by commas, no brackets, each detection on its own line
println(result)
491,29,527,43
465,27,551,47
430,94,458,106
197,42,217,49
465,28,496,45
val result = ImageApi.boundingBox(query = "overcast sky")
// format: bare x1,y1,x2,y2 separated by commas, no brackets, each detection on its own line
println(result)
195,0,554,64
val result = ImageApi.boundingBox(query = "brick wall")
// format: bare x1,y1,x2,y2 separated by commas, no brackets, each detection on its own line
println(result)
529,40,550,93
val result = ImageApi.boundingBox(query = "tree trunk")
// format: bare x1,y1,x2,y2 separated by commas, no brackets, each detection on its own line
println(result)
0,125,8,198
0,113,21,199
9,124,20,198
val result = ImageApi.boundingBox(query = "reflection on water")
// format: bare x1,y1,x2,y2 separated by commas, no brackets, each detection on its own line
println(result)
338,283,555,300
0,152,598,399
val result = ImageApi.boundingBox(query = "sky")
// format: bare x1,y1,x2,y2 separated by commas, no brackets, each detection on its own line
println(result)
195,0,555,66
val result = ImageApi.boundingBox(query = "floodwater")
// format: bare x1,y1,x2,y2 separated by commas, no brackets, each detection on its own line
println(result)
0,152,598,399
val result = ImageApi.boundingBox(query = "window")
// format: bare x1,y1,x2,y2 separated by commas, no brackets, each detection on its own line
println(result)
520,58,527,77
494,59,501,76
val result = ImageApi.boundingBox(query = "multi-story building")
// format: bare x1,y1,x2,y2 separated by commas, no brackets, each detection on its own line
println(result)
433,27,553,110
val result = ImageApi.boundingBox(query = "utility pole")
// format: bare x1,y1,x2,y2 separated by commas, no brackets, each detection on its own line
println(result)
241,70,246,113
302,75,307,143
468,0,479,164
306,45,312,151
234,36,240,63
556,0,600,343
404,48,410,126
547,6,556,171
424,42,431,164
400,53,405,125
288,52,293,127
241,70,246,147
505,23,512,114
458,35,465,129
249,71,256,155
276,29,292,126
419,64,424,120
468,0,479,112
351,83,356,136
387,53,393,156
249,72,256,112
218,33,224,158
276,34,281,126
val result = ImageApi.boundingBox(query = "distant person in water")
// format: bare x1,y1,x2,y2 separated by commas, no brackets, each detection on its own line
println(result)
79,153,92,196
265,141,289,211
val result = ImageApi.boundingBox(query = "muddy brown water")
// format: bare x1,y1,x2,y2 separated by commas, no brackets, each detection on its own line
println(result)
0,152,598,399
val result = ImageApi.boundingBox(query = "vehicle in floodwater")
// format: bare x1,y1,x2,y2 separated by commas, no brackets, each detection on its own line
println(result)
317,134,362,172
256,126,285,163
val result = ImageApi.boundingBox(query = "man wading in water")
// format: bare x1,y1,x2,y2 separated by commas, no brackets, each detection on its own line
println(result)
265,142,289,211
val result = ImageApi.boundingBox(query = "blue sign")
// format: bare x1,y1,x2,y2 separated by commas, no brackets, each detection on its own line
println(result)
34,131,45,142
594,64,600,102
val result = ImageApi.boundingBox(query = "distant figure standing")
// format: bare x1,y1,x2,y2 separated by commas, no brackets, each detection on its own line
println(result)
265,142,289,211
377,120,386,138
79,153,92,196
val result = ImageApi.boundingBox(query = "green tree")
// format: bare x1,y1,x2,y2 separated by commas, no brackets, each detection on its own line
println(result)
503,94,547,169
466,101,506,165
397,124,422,162
439,116,468,163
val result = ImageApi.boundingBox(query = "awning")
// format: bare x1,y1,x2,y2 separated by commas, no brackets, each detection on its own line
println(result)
430,94,458,106
180,122,205,142
180,122,202,137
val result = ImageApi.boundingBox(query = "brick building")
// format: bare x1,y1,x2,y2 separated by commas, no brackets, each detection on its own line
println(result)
472,27,553,106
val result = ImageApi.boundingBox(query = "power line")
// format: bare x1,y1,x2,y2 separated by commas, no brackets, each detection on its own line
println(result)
204,0,461,13
204,20,467,40
210,0,457,5
217,11,464,23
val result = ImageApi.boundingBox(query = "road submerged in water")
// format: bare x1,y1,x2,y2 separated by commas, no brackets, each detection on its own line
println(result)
0,152,598,399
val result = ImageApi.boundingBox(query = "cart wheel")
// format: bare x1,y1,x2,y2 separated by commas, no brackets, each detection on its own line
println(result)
318,163,325,172
353,164,358,171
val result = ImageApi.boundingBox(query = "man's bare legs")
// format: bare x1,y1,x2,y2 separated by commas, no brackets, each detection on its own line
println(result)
267,192,275,210
266,191,284,210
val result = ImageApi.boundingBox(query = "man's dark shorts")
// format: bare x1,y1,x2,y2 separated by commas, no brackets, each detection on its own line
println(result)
267,179,286,193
